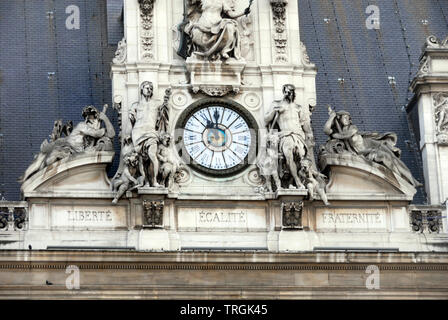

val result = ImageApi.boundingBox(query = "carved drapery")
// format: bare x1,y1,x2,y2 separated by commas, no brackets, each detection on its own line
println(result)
270,0,289,63
138,0,156,61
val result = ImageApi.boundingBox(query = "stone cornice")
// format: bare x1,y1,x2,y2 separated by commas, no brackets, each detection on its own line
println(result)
1,251,447,271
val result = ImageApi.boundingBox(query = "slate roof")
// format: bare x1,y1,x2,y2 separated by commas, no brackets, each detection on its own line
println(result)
1,0,447,202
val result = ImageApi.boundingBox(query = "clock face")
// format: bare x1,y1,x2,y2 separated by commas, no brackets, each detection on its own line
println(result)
177,99,257,176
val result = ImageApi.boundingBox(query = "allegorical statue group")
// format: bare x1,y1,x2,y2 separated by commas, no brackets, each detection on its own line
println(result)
111,82,182,204
20,0,421,206
257,84,330,205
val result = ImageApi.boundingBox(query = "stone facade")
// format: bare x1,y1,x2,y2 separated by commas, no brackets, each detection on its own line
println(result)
0,251,447,299
410,35,448,233
1,0,448,299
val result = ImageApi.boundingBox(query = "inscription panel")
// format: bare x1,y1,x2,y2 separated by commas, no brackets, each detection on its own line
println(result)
316,208,387,231
51,205,127,229
177,206,267,231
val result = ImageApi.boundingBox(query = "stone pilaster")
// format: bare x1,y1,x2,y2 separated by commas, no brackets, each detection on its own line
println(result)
410,35,448,232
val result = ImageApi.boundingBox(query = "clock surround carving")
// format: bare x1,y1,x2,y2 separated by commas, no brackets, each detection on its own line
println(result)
175,98,258,178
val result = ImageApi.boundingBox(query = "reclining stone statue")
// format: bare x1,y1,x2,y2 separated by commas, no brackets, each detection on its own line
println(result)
20,105,115,182
321,106,422,187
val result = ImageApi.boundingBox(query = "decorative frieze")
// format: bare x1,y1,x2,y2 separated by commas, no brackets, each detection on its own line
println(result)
282,201,303,229
138,0,156,61
194,86,237,97
410,209,442,233
143,200,164,228
0,202,28,231
270,0,289,63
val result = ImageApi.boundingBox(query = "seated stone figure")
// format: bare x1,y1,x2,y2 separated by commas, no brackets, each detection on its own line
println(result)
322,107,421,187
184,0,251,61
20,105,115,182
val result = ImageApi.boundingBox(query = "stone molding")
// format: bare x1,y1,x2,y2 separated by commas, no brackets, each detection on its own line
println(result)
21,151,115,198
0,251,447,271
320,154,417,201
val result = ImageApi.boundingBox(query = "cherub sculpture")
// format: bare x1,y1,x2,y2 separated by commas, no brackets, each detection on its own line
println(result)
299,158,329,206
112,152,143,204
157,133,181,190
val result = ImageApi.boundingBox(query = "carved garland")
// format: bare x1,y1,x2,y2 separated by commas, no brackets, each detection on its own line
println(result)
270,0,289,63
138,0,156,61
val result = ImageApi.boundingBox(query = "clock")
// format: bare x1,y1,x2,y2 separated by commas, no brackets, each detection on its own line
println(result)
176,98,258,176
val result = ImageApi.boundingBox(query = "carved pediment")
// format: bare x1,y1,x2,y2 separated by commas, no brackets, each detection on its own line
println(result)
321,154,417,201
21,152,115,198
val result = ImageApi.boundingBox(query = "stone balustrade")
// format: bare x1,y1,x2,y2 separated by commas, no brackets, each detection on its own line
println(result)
0,201,28,232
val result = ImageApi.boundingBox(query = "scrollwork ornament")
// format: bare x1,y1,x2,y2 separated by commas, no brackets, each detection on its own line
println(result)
138,0,156,61
270,0,289,63
282,201,304,229
425,35,448,49
143,200,164,228
245,167,264,186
